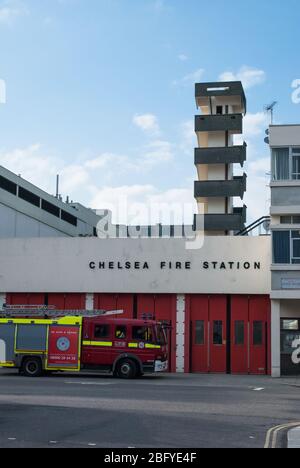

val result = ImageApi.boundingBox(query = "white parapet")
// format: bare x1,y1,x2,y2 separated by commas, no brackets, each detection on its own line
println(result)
0,294,6,310
85,293,94,311
176,294,186,373
271,299,281,378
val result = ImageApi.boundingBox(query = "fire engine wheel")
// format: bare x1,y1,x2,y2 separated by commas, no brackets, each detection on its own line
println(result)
116,359,138,379
22,357,43,378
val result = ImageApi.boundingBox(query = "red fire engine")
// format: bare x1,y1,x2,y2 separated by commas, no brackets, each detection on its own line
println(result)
0,306,169,379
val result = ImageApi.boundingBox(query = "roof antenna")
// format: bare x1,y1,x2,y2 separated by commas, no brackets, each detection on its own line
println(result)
56,174,60,199
264,101,278,125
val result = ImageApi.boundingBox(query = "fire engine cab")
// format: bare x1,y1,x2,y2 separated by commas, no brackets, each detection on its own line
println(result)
0,306,169,379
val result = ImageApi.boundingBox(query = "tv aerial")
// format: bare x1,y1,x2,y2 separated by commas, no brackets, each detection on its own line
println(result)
264,101,278,125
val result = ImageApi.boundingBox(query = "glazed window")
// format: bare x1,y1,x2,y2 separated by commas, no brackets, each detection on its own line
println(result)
235,321,245,346
292,148,300,180
213,321,223,345
273,231,290,264
272,148,289,180
195,321,205,345
0,175,17,195
18,186,40,207
115,326,126,339
132,326,153,343
253,322,263,346
94,325,110,339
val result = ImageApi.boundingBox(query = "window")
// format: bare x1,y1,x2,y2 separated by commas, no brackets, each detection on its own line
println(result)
292,231,300,264
272,147,300,181
195,321,204,345
132,326,153,343
41,199,60,218
0,175,17,195
18,187,40,207
156,325,167,345
273,231,291,264
115,326,126,339
281,216,300,225
94,324,110,339
274,230,300,264
292,148,300,180
216,106,223,115
235,321,245,346
61,210,77,227
213,321,223,345
253,322,263,346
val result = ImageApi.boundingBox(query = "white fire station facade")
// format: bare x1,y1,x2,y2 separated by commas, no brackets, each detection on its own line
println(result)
0,82,299,377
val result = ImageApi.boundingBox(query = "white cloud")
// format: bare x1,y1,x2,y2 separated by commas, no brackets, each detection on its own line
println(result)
0,0,28,24
90,184,195,225
178,54,188,62
0,144,61,193
234,112,269,146
142,140,173,166
180,120,195,155
173,69,205,87
219,66,266,90
59,164,90,194
248,157,270,175
133,113,160,135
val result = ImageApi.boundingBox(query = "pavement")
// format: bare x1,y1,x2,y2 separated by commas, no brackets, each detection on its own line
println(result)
1,370,300,448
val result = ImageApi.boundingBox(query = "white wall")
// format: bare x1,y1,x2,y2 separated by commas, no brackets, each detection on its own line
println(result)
0,236,271,294
270,125,300,147
0,203,67,239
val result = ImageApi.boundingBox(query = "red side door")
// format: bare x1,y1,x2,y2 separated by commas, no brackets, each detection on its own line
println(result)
81,320,112,368
209,297,227,373
190,296,209,373
249,297,268,375
231,296,249,374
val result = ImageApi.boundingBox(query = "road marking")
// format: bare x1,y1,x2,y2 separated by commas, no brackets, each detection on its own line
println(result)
265,422,300,448
253,388,265,391
8,438,16,441
64,381,115,386
88,443,97,447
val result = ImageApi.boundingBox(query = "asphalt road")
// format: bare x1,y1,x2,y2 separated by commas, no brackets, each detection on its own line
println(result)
0,370,300,448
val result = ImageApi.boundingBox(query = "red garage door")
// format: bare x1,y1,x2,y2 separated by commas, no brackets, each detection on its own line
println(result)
94,294,133,319
137,294,176,373
231,296,270,375
6,293,45,306
48,294,85,310
190,295,227,374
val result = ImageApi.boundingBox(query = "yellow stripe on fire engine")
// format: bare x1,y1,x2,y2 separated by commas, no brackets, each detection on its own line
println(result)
0,362,15,368
83,341,113,347
128,343,161,349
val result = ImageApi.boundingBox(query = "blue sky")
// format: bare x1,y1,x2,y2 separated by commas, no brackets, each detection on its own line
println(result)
0,0,299,225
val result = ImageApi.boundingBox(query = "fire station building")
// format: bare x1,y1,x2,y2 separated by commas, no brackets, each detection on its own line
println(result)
0,81,299,377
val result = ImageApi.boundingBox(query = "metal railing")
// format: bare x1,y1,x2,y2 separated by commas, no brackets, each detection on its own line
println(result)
235,216,271,237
